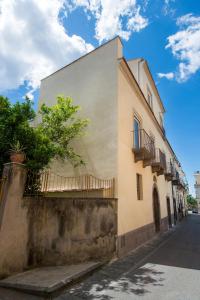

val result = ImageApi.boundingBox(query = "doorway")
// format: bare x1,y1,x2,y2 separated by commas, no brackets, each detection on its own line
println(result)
153,187,161,232
173,198,177,225
166,197,172,228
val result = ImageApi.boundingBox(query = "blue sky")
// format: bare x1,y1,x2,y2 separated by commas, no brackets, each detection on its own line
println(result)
0,0,199,194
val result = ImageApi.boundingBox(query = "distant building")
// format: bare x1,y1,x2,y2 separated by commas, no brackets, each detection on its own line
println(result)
194,171,200,211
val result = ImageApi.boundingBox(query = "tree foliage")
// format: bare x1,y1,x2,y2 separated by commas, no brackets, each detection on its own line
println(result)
186,194,197,209
0,95,89,175
38,96,88,166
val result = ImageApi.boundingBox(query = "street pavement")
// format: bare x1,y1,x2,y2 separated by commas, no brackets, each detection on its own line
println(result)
58,214,200,300
1,214,200,299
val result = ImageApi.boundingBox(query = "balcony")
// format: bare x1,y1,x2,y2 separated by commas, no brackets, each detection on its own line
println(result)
132,129,155,167
165,162,174,181
151,149,167,176
178,177,188,190
172,170,180,186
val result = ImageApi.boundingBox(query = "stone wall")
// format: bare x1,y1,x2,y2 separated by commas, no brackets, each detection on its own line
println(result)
0,163,117,277
25,197,117,267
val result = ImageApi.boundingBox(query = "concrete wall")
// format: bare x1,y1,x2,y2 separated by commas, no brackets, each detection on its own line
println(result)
0,163,117,277
26,197,117,266
38,37,122,180
0,163,28,277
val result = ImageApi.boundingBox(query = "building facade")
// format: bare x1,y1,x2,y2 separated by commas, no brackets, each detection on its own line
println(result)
194,171,200,212
38,37,187,256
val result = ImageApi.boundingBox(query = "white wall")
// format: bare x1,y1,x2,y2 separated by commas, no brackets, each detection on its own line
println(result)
39,37,122,180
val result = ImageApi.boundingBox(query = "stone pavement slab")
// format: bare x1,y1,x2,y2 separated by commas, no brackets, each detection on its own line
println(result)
0,261,102,295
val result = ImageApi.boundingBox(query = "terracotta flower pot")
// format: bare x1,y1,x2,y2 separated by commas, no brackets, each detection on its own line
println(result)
10,152,26,164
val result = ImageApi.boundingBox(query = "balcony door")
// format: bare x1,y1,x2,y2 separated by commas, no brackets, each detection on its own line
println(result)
134,118,140,150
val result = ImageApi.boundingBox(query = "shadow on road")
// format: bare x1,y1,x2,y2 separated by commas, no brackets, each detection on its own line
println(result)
64,215,200,299
66,265,164,299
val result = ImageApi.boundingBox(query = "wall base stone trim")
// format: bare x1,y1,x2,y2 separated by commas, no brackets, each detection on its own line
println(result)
117,216,169,257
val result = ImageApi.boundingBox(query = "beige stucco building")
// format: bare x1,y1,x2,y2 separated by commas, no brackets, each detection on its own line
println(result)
38,37,187,255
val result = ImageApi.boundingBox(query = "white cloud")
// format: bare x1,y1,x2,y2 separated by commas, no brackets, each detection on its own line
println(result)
166,13,200,82
127,7,148,32
0,0,94,93
0,0,148,94
162,0,175,16
69,0,148,43
24,90,35,101
157,72,174,80
164,0,174,4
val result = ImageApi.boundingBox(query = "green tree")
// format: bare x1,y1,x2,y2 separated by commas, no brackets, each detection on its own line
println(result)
38,95,89,167
0,96,36,174
186,194,197,209
0,95,89,175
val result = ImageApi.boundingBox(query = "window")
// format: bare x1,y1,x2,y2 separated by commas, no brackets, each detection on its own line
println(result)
136,173,143,200
147,87,153,109
134,117,140,149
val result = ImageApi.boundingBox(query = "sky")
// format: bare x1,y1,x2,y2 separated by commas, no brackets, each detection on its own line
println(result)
0,0,199,194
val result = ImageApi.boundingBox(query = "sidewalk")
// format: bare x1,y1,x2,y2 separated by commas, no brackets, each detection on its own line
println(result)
0,261,103,298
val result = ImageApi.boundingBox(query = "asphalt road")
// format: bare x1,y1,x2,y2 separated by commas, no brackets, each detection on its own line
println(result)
59,214,200,300
1,214,200,299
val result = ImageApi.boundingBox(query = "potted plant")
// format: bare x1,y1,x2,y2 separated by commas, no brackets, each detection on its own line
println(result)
9,141,26,163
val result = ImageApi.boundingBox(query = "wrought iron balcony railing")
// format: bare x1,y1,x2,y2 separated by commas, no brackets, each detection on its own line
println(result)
165,162,174,181
172,170,180,186
151,148,167,176
132,129,155,166
178,177,188,190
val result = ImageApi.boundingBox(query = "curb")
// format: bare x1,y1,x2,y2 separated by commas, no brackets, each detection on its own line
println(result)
0,262,105,297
